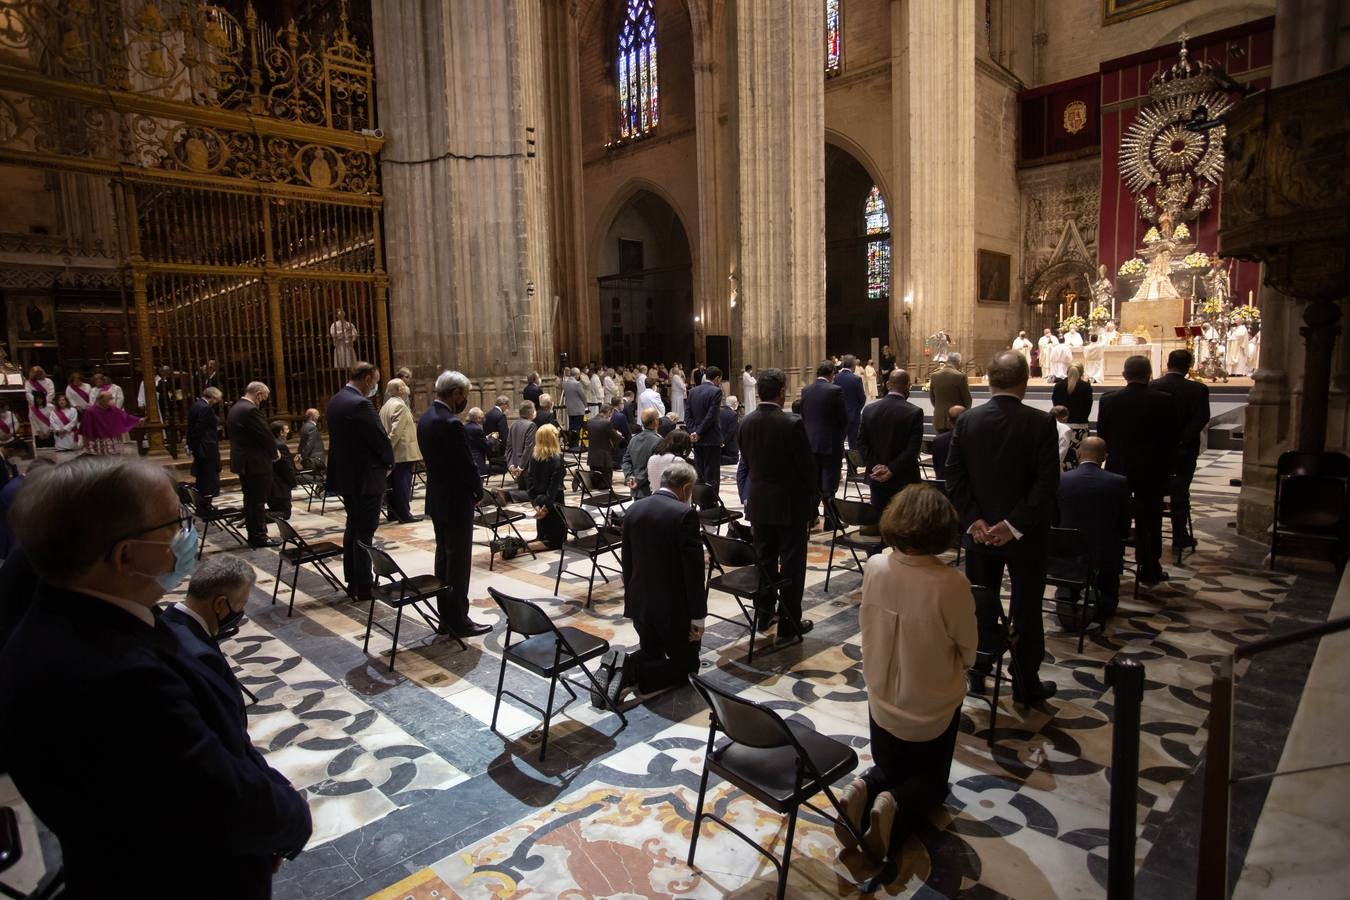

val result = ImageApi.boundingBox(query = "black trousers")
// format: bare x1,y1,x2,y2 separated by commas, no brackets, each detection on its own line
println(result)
751,520,810,634
238,473,271,544
342,492,382,593
192,458,220,502
870,481,900,519
693,443,721,485
1132,489,1166,581
815,452,842,514
964,540,1047,691
1169,449,1199,542
433,511,474,626
389,461,415,521
633,618,701,694
861,710,960,854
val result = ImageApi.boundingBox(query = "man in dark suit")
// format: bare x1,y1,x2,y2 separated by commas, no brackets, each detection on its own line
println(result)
586,403,621,486
1098,354,1181,586
800,361,848,525
484,395,510,442
857,368,925,517
930,404,965,481
227,381,279,548
719,397,740,465
523,372,542,407
1150,349,1210,552
196,357,222,396
834,354,867,448
325,362,394,602
608,401,631,470
738,368,818,642
0,457,312,896
686,365,725,485
945,351,1060,703
417,370,491,637
187,386,223,506
608,460,705,704
1057,437,1131,621
621,390,638,427
928,353,973,433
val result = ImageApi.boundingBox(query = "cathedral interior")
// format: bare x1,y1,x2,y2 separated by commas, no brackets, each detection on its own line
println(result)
0,0,1348,897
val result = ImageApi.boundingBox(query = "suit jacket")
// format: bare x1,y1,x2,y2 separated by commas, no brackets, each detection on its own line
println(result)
379,397,422,464
535,408,558,432
0,587,311,897
928,367,973,433
621,489,706,630
298,420,325,466
930,429,953,481
1097,383,1182,492
325,385,394,495
270,438,298,506
506,417,537,471
608,410,631,468
186,399,220,466
685,381,723,446
465,422,489,476
945,394,1060,548
484,405,507,441
719,407,740,462
586,413,619,469
834,368,867,429
800,378,847,456
856,393,924,487
622,399,638,425
522,383,542,407
417,399,482,520
1150,372,1211,455
1057,462,1131,569
622,428,663,494
226,398,275,476
562,377,588,417
737,402,818,525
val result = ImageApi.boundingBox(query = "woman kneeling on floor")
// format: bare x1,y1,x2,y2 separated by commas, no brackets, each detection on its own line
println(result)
839,483,977,859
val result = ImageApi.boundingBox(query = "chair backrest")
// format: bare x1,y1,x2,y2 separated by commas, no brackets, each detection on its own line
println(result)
704,531,758,569
690,673,795,750
583,469,609,491
179,482,201,509
691,481,720,511
359,541,403,580
487,586,555,637
270,515,303,546
844,448,866,472
1277,475,1350,528
830,496,878,529
1277,450,1350,480
1046,526,1091,563
556,502,598,535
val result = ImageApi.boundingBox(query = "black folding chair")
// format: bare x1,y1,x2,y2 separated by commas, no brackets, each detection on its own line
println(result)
968,584,1007,748
1271,450,1350,570
552,503,624,607
359,542,466,672
686,674,883,899
1045,527,1098,652
823,497,884,591
487,587,627,760
842,448,869,501
269,515,347,615
692,481,741,534
178,482,247,557
475,489,536,570
576,468,631,520
296,462,325,509
0,805,64,899
703,531,790,663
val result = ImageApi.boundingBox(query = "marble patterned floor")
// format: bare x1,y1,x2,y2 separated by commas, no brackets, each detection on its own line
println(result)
2,449,1332,898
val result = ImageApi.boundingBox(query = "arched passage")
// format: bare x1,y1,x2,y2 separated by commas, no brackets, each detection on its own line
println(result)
596,189,695,365
824,143,890,359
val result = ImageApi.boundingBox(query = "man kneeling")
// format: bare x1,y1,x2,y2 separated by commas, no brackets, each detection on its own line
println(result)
601,460,705,707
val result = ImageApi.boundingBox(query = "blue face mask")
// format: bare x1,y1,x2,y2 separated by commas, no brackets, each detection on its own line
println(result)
131,525,200,592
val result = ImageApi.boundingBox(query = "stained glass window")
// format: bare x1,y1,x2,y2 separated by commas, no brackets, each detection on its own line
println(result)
826,0,841,76
618,0,659,140
865,186,889,300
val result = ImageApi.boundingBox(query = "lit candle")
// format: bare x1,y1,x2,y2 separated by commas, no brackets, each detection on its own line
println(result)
1248,290,1253,308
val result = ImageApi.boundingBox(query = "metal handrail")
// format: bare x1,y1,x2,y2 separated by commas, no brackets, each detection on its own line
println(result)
1195,614,1350,899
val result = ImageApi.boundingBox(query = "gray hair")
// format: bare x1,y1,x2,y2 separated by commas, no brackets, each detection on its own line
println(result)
518,401,536,418
186,554,256,600
570,367,580,377
725,395,739,410
202,387,222,401
660,459,697,490
434,370,470,397
385,378,408,399
9,456,177,581
947,352,962,367
244,381,269,398
495,395,509,408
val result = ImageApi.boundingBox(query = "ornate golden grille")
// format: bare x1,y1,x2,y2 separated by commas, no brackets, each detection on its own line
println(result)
0,0,386,426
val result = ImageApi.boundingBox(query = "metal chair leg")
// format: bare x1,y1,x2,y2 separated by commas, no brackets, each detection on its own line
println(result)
540,671,559,760
490,650,509,731
388,606,404,673
777,804,800,899
687,757,713,866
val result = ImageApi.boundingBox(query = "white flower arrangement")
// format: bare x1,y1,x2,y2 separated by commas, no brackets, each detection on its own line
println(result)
1118,258,1147,276
1181,251,1213,269
1060,315,1087,334
1143,226,1161,243
1172,222,1191,240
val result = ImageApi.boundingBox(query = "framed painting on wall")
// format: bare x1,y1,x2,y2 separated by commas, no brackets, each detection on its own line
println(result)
1103,0,1193,26
5,290,58,347
977,250,1011,303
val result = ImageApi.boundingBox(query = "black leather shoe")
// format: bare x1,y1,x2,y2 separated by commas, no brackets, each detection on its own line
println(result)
248,539,281,549
1014,681,1058,705
775,619,813,644
1174,535,1197,551
396,515,425,524
755,611,777,634
449,620,492,638
967,670,988,695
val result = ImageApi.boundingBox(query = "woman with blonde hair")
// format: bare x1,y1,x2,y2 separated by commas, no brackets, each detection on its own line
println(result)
379,378,422,523
1051,362,1093,427
525,424,566,549
835,483,976,860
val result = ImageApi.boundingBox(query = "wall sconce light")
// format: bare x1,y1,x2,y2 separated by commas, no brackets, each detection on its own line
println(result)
693,314,702,323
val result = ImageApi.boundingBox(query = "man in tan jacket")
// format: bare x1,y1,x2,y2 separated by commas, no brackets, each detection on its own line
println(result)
379,378,422,523
927,353,973,434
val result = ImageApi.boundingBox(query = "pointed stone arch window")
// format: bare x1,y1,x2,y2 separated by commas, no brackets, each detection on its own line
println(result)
617,0,659,139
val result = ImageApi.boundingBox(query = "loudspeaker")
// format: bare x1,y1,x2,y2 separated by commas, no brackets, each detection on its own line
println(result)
704,335,730,378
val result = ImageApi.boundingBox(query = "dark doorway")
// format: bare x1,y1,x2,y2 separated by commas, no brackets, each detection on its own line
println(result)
824,144,890,360
596,190,695,367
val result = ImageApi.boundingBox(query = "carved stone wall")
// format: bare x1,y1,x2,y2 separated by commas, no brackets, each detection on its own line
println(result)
1018,157,1101,333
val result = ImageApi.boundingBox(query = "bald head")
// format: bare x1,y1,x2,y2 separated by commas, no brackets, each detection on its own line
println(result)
987,351,1029,395
947,404,966,424
1078,436,1107,464
886,368,911,393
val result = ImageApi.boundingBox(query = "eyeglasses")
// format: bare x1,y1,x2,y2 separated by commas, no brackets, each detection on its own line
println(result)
119,504,194,542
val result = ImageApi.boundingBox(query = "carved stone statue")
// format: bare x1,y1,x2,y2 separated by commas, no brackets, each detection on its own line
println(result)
1203,255,1232,306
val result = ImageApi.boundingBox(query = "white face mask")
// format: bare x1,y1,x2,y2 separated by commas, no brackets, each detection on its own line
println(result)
366,382,378,398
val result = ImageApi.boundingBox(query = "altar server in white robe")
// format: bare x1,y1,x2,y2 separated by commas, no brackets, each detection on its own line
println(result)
670,367,687,420
1227,323,1251,376
1012,331,1034,367
1048,339,1074,382
741,365,758,414
1083,338,1106,384
49,394,80,451
1064,327,1085,349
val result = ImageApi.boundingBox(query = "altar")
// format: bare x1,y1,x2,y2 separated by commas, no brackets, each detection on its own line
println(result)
1100,342,1162,380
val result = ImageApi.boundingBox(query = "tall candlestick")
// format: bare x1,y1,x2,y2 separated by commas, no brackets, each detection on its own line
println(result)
1248,290,1253,307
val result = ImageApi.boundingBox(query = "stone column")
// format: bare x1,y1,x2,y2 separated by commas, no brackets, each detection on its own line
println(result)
371,0,557,385
734,0,825,395
896,0,977,375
